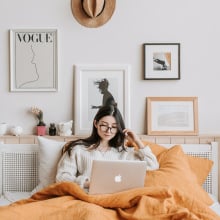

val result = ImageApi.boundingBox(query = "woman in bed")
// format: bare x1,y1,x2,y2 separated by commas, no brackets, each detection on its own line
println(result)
56,105,159,190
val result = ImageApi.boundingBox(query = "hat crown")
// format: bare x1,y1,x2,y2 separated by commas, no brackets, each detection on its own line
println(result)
82,0,105,18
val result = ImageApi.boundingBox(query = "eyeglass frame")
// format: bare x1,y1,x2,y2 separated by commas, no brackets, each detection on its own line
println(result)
98,124,118,134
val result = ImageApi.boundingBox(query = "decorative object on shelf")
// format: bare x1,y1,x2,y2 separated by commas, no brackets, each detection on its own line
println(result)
49,123,57,136
71,0,116,28
31,106,46,126
0,123,7,135
36,126,46,136
143,43,180,80
58,120,73,136
10,126,23,136
31,106,46,136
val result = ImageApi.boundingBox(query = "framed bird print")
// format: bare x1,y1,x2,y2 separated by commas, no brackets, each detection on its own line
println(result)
143,43,180,80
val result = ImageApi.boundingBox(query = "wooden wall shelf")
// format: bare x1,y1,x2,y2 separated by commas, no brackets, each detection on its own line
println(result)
0,134,220,145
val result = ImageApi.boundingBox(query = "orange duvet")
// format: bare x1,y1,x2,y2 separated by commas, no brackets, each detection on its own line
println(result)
0,182,219,220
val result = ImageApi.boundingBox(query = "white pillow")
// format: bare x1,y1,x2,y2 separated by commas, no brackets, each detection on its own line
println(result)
31,137,66,194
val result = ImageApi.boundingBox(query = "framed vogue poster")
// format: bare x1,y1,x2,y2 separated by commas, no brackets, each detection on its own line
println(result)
147,97,198,135
74,64,130,135
144,43,180,80
10,29,58,92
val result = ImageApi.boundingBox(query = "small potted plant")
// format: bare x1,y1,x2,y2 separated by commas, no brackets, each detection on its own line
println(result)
31,107,46,136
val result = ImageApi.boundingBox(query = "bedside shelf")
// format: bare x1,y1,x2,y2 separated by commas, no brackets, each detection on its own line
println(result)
0,135,85,144
0,134,220,145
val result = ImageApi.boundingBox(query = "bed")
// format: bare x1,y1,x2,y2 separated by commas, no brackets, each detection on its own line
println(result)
0,137,219,219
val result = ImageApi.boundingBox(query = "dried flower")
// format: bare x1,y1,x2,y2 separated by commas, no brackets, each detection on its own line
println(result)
31,107,46,126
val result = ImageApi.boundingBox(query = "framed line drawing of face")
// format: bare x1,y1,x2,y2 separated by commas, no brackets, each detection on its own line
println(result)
144,43,180,80
10,29,58,92
74,64,130,135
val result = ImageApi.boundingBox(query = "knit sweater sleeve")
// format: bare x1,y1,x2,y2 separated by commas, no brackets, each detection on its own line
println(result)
138,146,159,170
55,147,89,188
126,146,159,170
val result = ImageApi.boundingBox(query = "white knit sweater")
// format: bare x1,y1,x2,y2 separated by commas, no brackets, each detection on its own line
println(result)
56,145,159,189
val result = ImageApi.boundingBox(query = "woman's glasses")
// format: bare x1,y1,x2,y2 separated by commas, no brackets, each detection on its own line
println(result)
99,124,118,134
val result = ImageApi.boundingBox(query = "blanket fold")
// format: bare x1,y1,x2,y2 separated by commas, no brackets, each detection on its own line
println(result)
0,182,219,220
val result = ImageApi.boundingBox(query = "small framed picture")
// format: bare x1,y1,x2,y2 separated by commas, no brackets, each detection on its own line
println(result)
10,29,58,92
144,43,180,80
74,64,130,135
147,97,198,135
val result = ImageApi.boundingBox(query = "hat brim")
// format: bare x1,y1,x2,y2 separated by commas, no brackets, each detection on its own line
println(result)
71,0,116,28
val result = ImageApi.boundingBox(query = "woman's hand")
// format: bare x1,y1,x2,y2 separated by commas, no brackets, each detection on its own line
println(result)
123,129,145,149
84,179,90,189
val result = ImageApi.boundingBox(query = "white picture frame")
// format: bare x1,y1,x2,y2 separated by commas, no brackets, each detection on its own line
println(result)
10,29,58,92
74,64,130,135
147,97,198,135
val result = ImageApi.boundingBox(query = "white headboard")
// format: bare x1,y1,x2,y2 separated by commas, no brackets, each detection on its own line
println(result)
0,144,39,195
0,142,218,201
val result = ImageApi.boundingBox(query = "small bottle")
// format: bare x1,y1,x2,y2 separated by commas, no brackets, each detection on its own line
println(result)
49,123,56,136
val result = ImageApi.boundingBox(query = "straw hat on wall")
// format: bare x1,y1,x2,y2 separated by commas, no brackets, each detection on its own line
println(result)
71,0,116,28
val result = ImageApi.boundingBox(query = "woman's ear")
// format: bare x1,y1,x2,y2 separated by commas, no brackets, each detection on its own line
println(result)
94,120,98,128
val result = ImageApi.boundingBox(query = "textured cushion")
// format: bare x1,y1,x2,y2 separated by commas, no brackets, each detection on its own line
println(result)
187,155,213,185
142,141,213,186
145,145,213,205
31,137,65,194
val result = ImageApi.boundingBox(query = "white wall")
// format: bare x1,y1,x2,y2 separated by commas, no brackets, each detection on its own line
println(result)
0,0,220,135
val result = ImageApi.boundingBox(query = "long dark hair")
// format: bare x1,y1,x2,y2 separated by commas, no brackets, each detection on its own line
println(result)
63,105,126,156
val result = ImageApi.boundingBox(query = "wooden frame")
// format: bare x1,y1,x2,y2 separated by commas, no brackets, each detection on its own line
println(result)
147,97,198,135
74,64,130,135
10,29,58,92
144,43,180,80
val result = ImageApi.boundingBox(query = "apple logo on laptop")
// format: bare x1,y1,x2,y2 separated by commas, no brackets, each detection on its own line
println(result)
114,174,122,183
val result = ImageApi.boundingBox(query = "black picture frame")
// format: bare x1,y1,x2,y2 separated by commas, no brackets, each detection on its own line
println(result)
144,43,180,80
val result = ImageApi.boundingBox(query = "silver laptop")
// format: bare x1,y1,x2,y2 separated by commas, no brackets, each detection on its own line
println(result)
89,160,147,195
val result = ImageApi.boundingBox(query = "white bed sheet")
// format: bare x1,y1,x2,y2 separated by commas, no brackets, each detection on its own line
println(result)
0,192,31,206
209,193,220,216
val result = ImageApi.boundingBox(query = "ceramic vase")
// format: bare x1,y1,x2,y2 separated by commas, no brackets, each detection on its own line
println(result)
36,126,46,136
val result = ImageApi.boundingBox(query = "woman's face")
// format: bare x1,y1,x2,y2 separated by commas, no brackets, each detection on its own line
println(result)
94,115,118,141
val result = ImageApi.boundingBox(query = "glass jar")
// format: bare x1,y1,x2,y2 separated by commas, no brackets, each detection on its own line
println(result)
49,123,56,136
